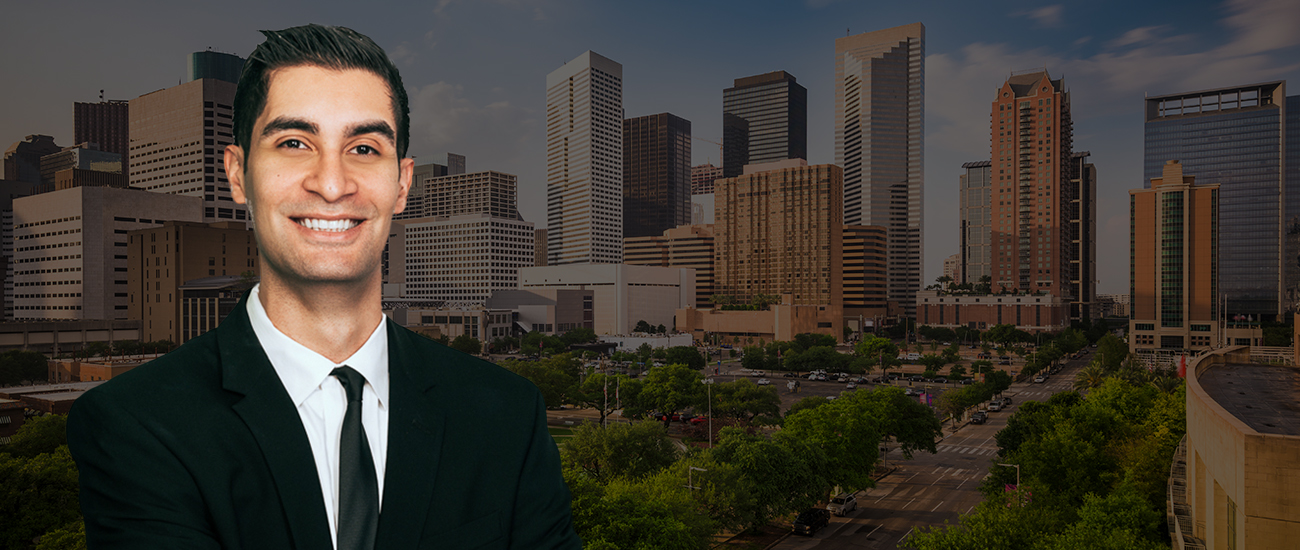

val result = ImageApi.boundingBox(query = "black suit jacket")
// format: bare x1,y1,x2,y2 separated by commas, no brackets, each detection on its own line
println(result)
68,297,581,549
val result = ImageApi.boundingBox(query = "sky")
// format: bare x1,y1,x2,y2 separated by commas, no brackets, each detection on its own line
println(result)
5,0,1300,295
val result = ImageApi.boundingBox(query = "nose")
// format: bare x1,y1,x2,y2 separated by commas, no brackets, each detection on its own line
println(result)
303,151,357,202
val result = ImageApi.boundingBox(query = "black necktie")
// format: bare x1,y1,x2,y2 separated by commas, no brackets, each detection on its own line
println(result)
332,366,378,550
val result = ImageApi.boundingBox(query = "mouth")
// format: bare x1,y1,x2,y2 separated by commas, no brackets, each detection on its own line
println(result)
293,217,362,233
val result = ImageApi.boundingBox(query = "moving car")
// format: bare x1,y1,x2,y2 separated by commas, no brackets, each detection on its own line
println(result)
827,493,858,516
1034,375,1046,384
792,508,831,535
756,378,771,386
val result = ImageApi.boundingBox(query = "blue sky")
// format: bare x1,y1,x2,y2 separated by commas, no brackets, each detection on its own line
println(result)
5,0,1300,295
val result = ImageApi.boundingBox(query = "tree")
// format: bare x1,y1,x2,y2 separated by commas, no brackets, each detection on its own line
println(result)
0,446,82,550
843,325,854,342
34,520,85,550
709,427,830,529
740,346,766,371
710,379,781,422
0,350,48,386
786,346,847,373
634,320,653,333
639,364,705,415
969,359,993,375
854,336,900,376
918,353,947,373
500,354,581,408
785,396,830,419
561,421,678,482
561,327,598,346
1095,333,1128,372
663,346,705,370
947,364,967,380
794,333,837,350
5,414,68,459
1073,363,1107,391
783,391,882,492
575,373,627,425
636,343,654,363
565,469,714,550
449,334,481,355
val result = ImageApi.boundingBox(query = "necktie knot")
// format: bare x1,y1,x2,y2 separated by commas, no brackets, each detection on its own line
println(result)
332,366,366,403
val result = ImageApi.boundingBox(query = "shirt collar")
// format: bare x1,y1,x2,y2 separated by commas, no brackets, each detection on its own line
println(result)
245,284,389,408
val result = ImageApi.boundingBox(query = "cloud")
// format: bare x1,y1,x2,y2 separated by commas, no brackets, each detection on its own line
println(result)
1107,25,1165,48
1221,0,1300,56
406,81,539,170
1013,5,1064,28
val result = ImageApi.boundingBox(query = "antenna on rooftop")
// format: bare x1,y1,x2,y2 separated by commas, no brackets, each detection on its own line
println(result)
99,89,104,101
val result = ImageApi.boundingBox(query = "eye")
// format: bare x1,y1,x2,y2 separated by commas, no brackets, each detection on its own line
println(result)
353,144,379,156
278,139,307,150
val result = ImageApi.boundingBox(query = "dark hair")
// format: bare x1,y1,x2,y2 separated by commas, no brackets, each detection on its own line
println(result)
233,24,410,159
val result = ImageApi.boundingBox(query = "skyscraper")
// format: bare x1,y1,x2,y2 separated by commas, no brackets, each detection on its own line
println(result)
623,113,691,239
835,23,925,316
545,51,623,265
1144,81,1297,320
959,160,992,285
721,71,807,178
129,71,244,223
691,163,723,195
187,51,244,84
74,100,129,176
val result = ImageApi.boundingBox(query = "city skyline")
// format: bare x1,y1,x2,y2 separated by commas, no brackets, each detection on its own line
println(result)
4,0,1300,295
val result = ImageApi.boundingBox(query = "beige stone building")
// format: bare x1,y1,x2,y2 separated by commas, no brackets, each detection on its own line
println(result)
1171,345,1300,549
714,159,843,307
676,294,841,345
126,221,258,343
624,224,715,309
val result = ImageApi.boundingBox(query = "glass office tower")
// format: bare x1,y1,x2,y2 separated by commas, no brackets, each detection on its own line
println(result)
721,71,807,178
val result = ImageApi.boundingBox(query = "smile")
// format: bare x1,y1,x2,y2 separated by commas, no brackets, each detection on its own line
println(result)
295,218,360,232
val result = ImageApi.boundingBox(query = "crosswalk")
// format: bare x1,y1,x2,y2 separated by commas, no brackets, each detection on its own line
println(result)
937,444,998,456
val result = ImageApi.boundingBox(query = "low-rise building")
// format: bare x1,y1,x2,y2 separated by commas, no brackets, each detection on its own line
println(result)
677,294,841,345
485,289,594,335
519,264,693,336
914,290,1069,333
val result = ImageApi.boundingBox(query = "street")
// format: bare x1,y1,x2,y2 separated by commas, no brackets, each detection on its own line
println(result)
767,353,1088,549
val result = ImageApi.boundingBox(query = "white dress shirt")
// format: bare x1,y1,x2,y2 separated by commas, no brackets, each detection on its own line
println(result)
245,284,389,549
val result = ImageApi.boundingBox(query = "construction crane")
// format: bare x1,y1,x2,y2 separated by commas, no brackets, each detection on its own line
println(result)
692,136,723,167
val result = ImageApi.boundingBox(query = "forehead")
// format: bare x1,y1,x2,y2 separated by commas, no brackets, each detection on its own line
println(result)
258,65,395,128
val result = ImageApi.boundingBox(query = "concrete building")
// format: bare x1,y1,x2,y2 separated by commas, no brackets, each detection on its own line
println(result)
179,275,250,344
842,224,890,328
676,294,842,345
518,264,693,336
715,159,842,307
384,307,514,344
722,71,807,178
960,160,993,285
40,143,122,186
0,381,105,415
75,100,130,176
942,253,961,284
486,288,594,335
53,168,127,191
915,290,1069,333
4,135,62,184
11,187,203,321
396,213,535,305
129,77,244,223
691,193,715,225
397,161,451,221
624,224,715,309
1170,346,1300,549
692,163,723,195
1144,82,1299,319
126,221,258,344
545,51,624,265
0,319,140,354
836,23,926,317
402,170,520,221
1129,160,1235,353
1,180,38,320
534,228,547,267
1095,293,1130,317
623,113,692,239
1067,152,1098,321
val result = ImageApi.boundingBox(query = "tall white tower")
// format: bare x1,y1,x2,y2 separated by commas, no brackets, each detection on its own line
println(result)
835,23,925,317
545,51,624,265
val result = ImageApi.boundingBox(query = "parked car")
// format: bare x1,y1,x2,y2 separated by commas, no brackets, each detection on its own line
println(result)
933,377,948,384
757,378,771,386
751,370,766,377
906,353,921,361
792,508,831,535
960,378,974,385
1034,375,1046,383
827,493,858,516
845,383,857,390
904,388,917,396
970,411,988,424
999,358,1012,365
783,372,798,378
816,374,828,381
689,415,708,425
836,376,848,383
1000,396,1012,406
988,401,1002,412
908,375,924,382
888,373,901,381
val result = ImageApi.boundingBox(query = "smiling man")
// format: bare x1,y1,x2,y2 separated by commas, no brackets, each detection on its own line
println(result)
67,25,580,549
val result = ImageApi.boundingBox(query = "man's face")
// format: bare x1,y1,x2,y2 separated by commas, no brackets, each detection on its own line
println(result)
226,65,412,287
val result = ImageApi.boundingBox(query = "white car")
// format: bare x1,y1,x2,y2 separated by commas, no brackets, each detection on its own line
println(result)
1034,375,1046,383
845,382,857,390
827,493,858,516
751,370,766,377
756,378,771,386
988,401,1002,412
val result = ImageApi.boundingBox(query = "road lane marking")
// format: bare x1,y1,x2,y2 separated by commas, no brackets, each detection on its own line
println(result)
865,524,882,539
904,497,916,509
932,466,943,474
931,500,945,512
898,527,915,544
965,505,975,514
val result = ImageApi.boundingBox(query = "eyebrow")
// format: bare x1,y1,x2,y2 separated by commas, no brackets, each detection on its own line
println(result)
260,117,396,143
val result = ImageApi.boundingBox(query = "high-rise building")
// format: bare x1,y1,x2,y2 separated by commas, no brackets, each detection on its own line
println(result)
624,224,715,309
402,170,520,221
987,71,1080,299
4,135,62,184
187,51,244,84
835,23,925,316
842,224,889,314
623,113,691,239
397,162,451,221
715,159,842,306
74,100,129,175
545,51,623,265
396,214,536,306
721,71,807,178
11,187,203,321
1129,160,1220,352
1,180,38,320
40,144,122,186
942,253,961,284
692,164,723,195
1067,151,1098,321
1144,81,1298,320
126,221,259,344
129,76,244,223
960,160,992,285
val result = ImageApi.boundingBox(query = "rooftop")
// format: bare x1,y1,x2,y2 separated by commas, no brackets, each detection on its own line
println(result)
1200,363,1300,436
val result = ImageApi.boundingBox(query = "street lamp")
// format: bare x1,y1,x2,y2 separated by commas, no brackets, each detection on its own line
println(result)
685,466,708,490
997,463,1022,506
701,378,715,447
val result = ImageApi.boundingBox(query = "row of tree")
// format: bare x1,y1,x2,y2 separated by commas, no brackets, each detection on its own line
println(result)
0,415,84,549
0,350,48,387
563,383,944,549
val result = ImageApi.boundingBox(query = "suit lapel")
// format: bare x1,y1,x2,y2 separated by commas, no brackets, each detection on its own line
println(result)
375,321,444,548
220,295,333,550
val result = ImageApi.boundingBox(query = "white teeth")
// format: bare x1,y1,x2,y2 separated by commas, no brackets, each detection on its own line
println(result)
298,218,357,232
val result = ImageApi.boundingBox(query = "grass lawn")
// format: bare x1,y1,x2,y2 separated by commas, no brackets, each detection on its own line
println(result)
548,427,575,440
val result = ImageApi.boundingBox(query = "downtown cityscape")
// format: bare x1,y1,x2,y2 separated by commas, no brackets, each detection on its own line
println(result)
2,1,1300,549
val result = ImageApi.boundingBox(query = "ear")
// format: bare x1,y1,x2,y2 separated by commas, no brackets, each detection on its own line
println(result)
393,157,415,215
225,144,248,204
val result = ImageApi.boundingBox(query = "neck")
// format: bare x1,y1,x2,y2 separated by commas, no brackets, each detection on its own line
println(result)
258,273,383,363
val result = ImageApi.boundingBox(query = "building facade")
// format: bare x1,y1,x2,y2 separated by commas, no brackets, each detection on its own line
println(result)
4,135,62,184
127,221,259,344
915,290,1070,333
179,275,251,344
40,144,122,186
624,224,715,309
129,77,244,223
623,113,692,239
11,187,203,321
485,288,594,335
1130,160,1221,352
74,100,130,176
691,163,723,195
403,170,520,221
187,51,243,84
835,23,925,316
960,160,993,285
1,180,39,320
722,71,807,178
397,213,535,306
519,264,693,336
1144,81,1296,320
545,51,624,265
842,224,889,317
715,159,843,307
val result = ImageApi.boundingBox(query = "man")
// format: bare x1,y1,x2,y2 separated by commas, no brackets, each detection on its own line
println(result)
68,24,581,549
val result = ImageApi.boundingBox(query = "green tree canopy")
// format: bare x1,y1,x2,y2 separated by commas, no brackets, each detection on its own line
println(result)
639,364,705,414
561,421,678,482
709,379,780,421
663,346,705,370
5,414,67,459
449,334,481,355
0,350,48,387
499,354,581,408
